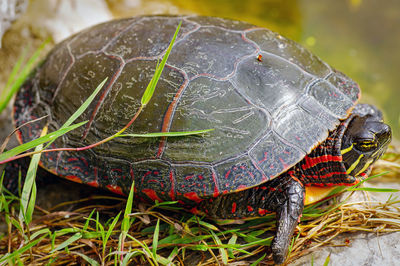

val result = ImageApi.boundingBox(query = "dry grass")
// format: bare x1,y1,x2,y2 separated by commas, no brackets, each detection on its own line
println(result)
0,142,399,265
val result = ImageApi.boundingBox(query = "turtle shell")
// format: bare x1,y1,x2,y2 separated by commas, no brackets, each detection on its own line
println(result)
13,15,360,203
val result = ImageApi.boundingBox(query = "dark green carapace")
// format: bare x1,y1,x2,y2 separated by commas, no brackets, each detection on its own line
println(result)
12,16,391,264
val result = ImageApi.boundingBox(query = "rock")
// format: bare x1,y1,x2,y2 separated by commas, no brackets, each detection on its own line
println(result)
0,0,28,47
291,181,400,265
23,0,113,42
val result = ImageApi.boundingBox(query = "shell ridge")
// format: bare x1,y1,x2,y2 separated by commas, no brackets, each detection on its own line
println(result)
155,64,190,159
81,58,125,140
50,40,76,103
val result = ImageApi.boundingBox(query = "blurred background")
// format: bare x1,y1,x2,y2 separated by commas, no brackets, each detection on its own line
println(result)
1,0,399,139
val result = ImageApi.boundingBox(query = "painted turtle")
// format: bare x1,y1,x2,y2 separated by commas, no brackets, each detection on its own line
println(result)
8,16,391,263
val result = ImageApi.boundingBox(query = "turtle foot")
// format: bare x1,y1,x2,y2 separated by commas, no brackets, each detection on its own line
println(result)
271,177,305,264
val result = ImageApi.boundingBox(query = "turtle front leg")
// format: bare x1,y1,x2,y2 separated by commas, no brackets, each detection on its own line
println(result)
271,176,305,264
196,174,305,264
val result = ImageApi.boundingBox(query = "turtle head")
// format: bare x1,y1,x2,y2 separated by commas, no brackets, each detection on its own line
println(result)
341,104,391,177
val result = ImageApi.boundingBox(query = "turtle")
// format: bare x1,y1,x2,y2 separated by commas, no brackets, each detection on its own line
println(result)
4,15,392,264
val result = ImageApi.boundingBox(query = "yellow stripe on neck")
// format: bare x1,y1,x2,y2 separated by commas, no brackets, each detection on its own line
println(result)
355,159,373,176
346,154,364,174
341,143,353,155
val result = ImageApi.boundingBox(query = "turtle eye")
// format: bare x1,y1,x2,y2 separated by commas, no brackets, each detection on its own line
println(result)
355,139,377,152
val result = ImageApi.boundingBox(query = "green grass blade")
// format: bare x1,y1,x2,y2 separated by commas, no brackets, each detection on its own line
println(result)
0,40,49,114
0,234,47,263
30,228,51,240
141,21,181,106
71,252,100,266
44,77,108,149
104,211,121,250
227,234,238,259
83,209,96,231
51,232,82,253
19,126,47,224
348,187,399,192
120,182,135,263
166,247,179,263
323,254,331,266
197,220,219,231
0,121,87,162
59,78,108,130
250,253,266,266
152,219,160,260
122,181,135,233
119,129,213,138
121,251,144,266
24,180,36,225
3,48,27,94
210,230,228,264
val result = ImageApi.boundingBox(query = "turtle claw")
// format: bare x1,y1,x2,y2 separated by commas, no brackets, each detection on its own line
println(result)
271,178,305,264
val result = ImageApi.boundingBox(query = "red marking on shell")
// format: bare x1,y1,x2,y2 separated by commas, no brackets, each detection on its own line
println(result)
279,158,289,169
247,206,254,212
15,128,23,145
87,180,99,188
65,175,83,183
258,208,268,216
185,175,194,180
184,192,203,203
169,170,175,200
212,171,220,197
225,170,231,179
144,171,153,178
237,185,247,190
106,185,124,196
302,155,342,170
94,167,98,179
72,166,83,172
231,202,237,214
189,207,200,215
80,157,89,166
130,167,134,180
156,74,189,158
258,152,268,164
142,188,162,202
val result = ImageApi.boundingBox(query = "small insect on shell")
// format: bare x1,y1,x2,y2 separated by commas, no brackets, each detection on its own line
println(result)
257,54,263,62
